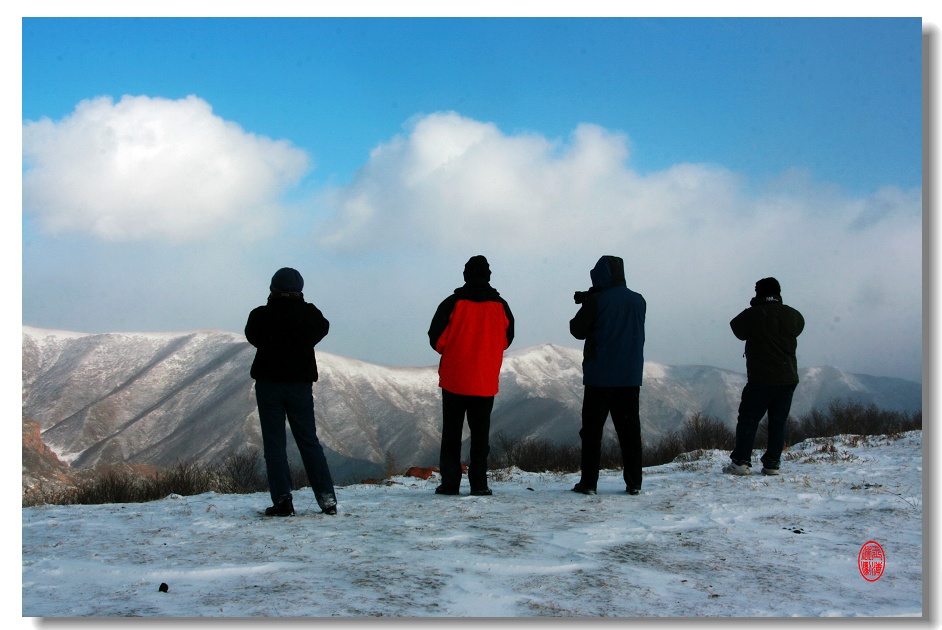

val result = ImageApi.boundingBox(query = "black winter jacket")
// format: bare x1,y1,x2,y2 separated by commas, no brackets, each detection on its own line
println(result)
245,294,329,383
730,298,804,385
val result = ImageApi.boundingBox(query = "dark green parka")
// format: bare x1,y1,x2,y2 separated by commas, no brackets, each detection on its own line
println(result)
730,297,804,385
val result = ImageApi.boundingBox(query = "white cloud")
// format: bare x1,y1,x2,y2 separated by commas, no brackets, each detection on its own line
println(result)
320,112,645,251
319,111,755,253
23,95,309,242
19,107,922,380
315,112,922,380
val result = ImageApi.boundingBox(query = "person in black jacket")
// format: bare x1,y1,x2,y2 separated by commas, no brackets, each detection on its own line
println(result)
245,267,337,516
724,277,805,477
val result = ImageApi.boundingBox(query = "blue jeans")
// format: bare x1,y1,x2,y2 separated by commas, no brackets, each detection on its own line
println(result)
730,382,797,469
255,380,336,510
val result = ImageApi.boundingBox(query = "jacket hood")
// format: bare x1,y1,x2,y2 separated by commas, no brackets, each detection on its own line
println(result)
590,256,627,290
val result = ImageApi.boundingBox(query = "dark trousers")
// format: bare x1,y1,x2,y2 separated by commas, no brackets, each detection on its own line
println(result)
439,389,494,491
255,380,337,510
730,382,797,469
579,385,643,491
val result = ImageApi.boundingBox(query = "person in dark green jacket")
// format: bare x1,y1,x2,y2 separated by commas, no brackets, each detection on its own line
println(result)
724,277,804,476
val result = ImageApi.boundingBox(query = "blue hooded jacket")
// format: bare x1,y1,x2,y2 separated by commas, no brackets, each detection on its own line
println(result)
569,256,646,387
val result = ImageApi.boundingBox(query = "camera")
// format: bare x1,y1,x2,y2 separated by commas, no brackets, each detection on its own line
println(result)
573,287,600,304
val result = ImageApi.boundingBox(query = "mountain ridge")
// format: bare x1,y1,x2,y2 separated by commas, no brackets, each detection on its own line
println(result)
22,326,922,484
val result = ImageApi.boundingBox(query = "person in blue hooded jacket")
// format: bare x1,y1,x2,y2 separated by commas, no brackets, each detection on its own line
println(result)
569,255,646,495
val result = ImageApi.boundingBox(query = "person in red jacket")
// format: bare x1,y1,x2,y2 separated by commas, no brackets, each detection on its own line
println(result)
428,256,514,496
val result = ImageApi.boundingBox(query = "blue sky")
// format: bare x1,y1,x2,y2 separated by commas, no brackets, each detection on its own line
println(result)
20,16,925,381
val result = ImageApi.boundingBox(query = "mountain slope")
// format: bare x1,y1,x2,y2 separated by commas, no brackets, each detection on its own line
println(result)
22,327,922,483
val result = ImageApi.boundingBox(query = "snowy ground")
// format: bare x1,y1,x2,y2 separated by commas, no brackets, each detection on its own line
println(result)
22,432,923,618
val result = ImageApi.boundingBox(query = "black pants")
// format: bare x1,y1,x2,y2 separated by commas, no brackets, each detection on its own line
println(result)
730,382,797,469
255,380,336,510
439,389,494,491
579,385,643,491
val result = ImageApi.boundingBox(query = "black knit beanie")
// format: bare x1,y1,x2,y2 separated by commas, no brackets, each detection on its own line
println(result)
755,277,782,299
270,267,304,293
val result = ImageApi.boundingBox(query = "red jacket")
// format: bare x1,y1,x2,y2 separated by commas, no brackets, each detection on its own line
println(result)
428,283,514,397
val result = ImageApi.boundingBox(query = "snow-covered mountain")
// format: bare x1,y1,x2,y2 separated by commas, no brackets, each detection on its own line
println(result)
22,327,922,483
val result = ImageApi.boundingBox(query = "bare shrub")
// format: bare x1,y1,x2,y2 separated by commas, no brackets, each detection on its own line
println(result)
788,399,921,445
290,467,309,491
679,412,735,452
138,459,218,501
491,431,631,473
23,479,81,507
514,438,581,473
72,469,145,505
643,431,684,467
491,431,521,469
384,450,401,479
642,413,734,468
490,431,581,473
215,449,266,494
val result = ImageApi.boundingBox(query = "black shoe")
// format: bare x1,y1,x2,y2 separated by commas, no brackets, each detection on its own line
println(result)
572,483,597,495
470,487,492,496
264,494,295,517
435,485,459,495
626,487,641,495
322,505,337,515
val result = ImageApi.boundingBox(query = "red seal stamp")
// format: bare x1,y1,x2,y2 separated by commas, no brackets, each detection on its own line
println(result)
858,540,886,582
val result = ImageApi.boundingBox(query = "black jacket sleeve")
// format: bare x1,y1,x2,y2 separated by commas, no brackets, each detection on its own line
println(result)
569,294,599,340
729,307,753,341
502,299,515,348
244,307,264,347
306,304,330,346
428,295,458,352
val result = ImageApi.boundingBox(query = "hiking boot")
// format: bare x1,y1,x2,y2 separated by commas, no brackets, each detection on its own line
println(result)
722,462,751,476
470,487,492,496
626,487,641,495
322,505,338,515
572,483,597,495
761,467,781,476
435,485,459,495
264,494,295,517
